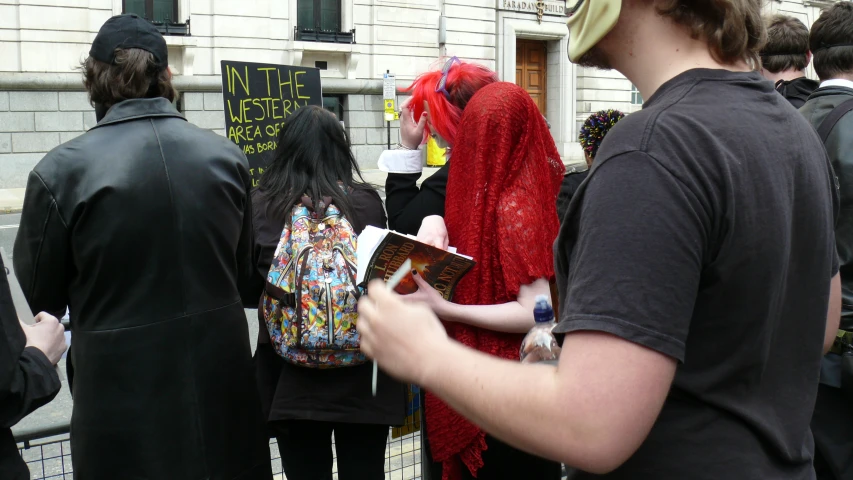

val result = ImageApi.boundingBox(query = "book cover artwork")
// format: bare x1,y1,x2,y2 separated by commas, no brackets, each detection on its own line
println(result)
356,226,475,301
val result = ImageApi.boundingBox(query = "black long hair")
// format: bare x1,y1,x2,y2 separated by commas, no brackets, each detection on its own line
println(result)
258,105,371,221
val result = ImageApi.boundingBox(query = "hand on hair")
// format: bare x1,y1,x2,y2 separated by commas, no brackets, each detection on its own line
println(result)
400,99,428,150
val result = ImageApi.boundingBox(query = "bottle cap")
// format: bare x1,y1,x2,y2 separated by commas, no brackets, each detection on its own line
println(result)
533,295,554,323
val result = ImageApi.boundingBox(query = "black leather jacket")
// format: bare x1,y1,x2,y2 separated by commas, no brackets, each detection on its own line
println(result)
801,86,853,331
13,98,271,479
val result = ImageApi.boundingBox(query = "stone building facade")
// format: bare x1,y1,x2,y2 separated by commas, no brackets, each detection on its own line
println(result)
0,0,846,189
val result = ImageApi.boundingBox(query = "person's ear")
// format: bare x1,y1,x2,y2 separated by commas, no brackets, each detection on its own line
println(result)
167,67,173,80
806,51,812,68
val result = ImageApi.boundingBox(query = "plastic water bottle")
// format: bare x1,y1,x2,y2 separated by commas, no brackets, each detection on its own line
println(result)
520,295,561,364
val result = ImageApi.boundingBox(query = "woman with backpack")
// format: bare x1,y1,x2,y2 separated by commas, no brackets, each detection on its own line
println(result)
243,105,405,480
401,82,565,480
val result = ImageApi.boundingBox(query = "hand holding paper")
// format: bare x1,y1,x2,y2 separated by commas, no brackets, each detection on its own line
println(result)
23,313,67,365
2,247,66,371
416,215,450,251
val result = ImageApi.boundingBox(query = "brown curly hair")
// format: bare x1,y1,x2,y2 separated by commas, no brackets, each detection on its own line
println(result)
81,48,176,109
655,0,767,68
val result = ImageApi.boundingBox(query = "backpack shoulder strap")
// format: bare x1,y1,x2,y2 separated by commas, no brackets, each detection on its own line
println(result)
817,98,853,143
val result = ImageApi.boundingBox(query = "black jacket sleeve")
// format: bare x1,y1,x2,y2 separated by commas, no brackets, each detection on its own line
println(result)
557,171,589,222
0,348,61,428
240,189,266,309
0,256,61,429
13,171,71,319
350,188,388,233
385,164,450,235
238,183,262,308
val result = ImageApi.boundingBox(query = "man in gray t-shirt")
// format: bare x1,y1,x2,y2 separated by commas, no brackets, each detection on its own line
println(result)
351,1,841,478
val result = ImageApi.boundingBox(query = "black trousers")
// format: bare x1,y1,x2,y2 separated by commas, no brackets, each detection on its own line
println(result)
428,435,563,480
419,391,561,480
271,420,390,480
811,384,853,480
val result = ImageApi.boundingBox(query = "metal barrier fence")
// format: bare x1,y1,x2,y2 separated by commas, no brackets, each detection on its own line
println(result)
17,314,423,479
18,427,422,480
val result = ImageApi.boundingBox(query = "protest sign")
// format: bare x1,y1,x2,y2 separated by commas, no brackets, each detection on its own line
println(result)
220,61,322,186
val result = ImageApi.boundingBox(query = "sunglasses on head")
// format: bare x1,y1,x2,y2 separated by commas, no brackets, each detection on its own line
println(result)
435,56,461,101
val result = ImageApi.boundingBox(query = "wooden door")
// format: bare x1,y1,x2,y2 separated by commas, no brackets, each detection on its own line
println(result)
515,40,548,115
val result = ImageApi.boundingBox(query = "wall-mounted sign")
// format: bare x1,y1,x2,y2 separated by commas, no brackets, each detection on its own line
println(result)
499,0,567,22
383,72,397,122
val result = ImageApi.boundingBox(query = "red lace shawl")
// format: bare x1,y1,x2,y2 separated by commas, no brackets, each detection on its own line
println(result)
429,82,565,479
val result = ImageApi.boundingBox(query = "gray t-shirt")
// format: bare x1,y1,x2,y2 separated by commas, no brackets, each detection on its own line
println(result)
554,69,839,479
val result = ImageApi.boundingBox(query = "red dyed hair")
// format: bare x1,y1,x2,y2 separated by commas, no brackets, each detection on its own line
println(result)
405,59,499,146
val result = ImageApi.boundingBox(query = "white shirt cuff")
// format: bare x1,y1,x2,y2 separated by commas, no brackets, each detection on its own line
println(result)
378,149,423,174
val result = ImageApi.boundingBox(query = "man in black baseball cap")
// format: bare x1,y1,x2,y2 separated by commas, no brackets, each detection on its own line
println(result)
89,13,169,71
14,14,273,479
84,13,173,121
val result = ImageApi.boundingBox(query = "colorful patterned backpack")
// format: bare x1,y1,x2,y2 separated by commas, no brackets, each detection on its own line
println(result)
262,195,365,368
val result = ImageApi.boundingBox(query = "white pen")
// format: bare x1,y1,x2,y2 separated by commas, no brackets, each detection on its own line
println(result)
372,258,412,397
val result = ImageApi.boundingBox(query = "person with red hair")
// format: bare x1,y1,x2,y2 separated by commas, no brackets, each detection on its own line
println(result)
378,57,499,240
396,82,565,480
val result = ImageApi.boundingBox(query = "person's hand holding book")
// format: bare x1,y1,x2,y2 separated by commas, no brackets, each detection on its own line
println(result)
405,270,452,317
417,215,450,250
359,280,448,385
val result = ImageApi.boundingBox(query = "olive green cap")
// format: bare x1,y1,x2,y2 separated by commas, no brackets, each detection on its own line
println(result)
567,0,621,62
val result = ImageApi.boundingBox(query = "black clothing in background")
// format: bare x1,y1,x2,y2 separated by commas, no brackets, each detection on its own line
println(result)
556,68,838,479
246,187,405,427
800,85,853,329
776,77,820,109
427,434,562,480
0,255,61,480
800,84,853,480
13,98,271,480
272,420,389,480
811,384,853,480
385,163,450,235
557,170,588,222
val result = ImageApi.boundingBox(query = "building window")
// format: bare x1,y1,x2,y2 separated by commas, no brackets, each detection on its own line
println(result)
323,95,345,121
123,0,189,36
631,84,643,105
295,0,354,43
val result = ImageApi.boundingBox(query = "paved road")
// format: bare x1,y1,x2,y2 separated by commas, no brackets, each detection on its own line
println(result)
0,213,20,260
